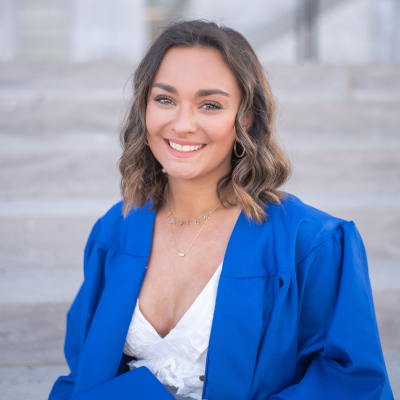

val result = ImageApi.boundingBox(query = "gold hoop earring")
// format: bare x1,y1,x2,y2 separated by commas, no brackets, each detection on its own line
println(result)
234,140,245,158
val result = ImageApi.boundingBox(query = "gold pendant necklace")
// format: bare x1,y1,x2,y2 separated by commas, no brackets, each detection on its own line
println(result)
166,197,216,227
167,193,221,257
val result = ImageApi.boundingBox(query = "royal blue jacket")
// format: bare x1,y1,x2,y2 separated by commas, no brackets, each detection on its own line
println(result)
49,195,393,399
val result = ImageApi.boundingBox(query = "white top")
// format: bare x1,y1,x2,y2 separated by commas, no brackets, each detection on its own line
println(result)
123,262,223,400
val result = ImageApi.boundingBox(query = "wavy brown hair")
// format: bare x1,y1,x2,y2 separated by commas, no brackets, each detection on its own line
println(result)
119,19,291,223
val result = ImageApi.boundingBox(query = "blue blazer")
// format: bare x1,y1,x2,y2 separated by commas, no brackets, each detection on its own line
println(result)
49,195,393,399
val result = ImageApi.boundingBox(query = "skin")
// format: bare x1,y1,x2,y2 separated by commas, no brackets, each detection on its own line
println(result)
138,47,253,346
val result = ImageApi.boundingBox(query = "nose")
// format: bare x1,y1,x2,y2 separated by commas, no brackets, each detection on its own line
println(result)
170,103,197,136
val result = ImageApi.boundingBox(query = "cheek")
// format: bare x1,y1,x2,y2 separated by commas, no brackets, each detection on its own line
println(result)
201,114,236,145
145,104,168,136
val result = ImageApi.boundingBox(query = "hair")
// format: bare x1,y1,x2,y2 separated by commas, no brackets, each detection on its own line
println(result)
119,19,291,223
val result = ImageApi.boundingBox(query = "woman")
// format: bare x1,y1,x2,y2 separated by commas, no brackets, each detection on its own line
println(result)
49,20,393,400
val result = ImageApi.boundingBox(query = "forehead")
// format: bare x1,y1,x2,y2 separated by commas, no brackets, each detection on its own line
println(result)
153,47,241,96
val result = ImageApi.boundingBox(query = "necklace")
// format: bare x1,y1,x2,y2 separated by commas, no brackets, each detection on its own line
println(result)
167,193,221,257
166,197,217,227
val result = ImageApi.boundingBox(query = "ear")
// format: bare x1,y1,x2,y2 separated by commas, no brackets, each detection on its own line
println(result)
239,110,254,133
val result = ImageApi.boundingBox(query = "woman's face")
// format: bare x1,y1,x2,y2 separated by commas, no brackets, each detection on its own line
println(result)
146,46,245,182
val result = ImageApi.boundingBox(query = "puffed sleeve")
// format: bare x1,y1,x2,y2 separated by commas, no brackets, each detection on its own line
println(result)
269,221,393,399
48,220,174,400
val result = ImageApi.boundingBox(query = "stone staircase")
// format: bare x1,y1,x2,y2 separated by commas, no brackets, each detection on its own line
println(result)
0,63,399,399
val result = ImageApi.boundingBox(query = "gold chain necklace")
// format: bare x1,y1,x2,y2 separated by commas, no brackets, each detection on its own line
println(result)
166,197,218,227
167,193,221,257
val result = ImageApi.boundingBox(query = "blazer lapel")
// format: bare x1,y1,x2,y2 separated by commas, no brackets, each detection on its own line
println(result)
202,212,271,400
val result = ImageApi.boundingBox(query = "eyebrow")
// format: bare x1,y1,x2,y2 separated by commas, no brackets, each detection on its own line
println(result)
196,89,230,97
152,83,177,94
152,83,230,98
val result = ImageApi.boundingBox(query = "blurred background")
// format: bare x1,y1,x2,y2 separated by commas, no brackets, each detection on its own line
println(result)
0,0,399,398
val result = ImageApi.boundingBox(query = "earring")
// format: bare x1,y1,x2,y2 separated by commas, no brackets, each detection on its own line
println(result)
234,140,245,158
145,138,150,146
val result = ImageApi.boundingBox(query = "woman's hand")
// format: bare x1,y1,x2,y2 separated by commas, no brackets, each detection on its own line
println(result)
200,376,207,399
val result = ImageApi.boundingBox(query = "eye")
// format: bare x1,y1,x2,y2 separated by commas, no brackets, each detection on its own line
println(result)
201,102,222,111
153,95,174,105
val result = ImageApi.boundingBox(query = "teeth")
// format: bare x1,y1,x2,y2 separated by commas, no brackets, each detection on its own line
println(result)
168,140,204,152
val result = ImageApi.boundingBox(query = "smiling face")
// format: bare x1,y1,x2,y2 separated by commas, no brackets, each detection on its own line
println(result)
146,46,244,183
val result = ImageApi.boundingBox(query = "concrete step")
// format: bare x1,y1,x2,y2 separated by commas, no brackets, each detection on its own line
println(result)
1,98,399,137
0,100,126,134
284,146,400,196
0,198,399,269
0,131,119,152
0,214,99,269
1,98,399,138
267,64,400,101
0,146,120,200
0,365,70,400
1,63,399,101
1,133,399,199
0,302,70,367
374,289,400,350
277,100,400,139
0,64,399,136
383,351,400,397
0,63,133,94
0,270,83,304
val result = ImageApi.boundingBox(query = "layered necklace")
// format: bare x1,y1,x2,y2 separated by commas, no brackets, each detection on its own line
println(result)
166,193,221,257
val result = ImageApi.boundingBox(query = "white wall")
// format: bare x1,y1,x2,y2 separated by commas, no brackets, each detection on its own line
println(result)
319,0,371,63
0,0,399,63
70,0,148,62
0,0,16,61
371,0,400,62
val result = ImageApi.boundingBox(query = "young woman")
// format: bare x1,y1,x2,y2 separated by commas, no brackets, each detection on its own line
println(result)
49,20,393,400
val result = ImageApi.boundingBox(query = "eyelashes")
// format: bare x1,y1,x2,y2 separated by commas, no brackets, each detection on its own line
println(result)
202,101,222,111
153,95,174,106
152,95,222,111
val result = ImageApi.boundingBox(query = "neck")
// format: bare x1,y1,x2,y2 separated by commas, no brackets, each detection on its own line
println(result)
167,175,228,219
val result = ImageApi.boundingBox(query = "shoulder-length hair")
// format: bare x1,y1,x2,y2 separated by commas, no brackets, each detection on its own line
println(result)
119,19,291,223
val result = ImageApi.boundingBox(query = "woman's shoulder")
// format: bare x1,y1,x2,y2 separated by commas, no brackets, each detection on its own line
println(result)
93,195,353,266
93,200,155,256
270,192,345,230
263,193,351,266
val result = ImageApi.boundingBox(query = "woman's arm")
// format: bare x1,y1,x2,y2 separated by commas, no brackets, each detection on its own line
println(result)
269,222,393,399
48,220,174,400
49,220,101,399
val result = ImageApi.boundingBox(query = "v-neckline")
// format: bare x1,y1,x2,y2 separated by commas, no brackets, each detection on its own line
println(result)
137,261,223,340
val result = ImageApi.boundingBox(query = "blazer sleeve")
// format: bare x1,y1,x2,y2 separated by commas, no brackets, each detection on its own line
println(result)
49,220,174,400
269,221,393,400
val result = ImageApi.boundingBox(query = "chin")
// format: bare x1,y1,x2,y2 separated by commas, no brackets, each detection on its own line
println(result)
163,164,200,180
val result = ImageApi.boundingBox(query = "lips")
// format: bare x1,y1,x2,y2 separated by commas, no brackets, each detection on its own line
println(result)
164,138,207,158
167,140,205,153
165,138,206,152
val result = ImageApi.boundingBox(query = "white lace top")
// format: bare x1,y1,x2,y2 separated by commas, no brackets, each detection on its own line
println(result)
123,262,223,400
